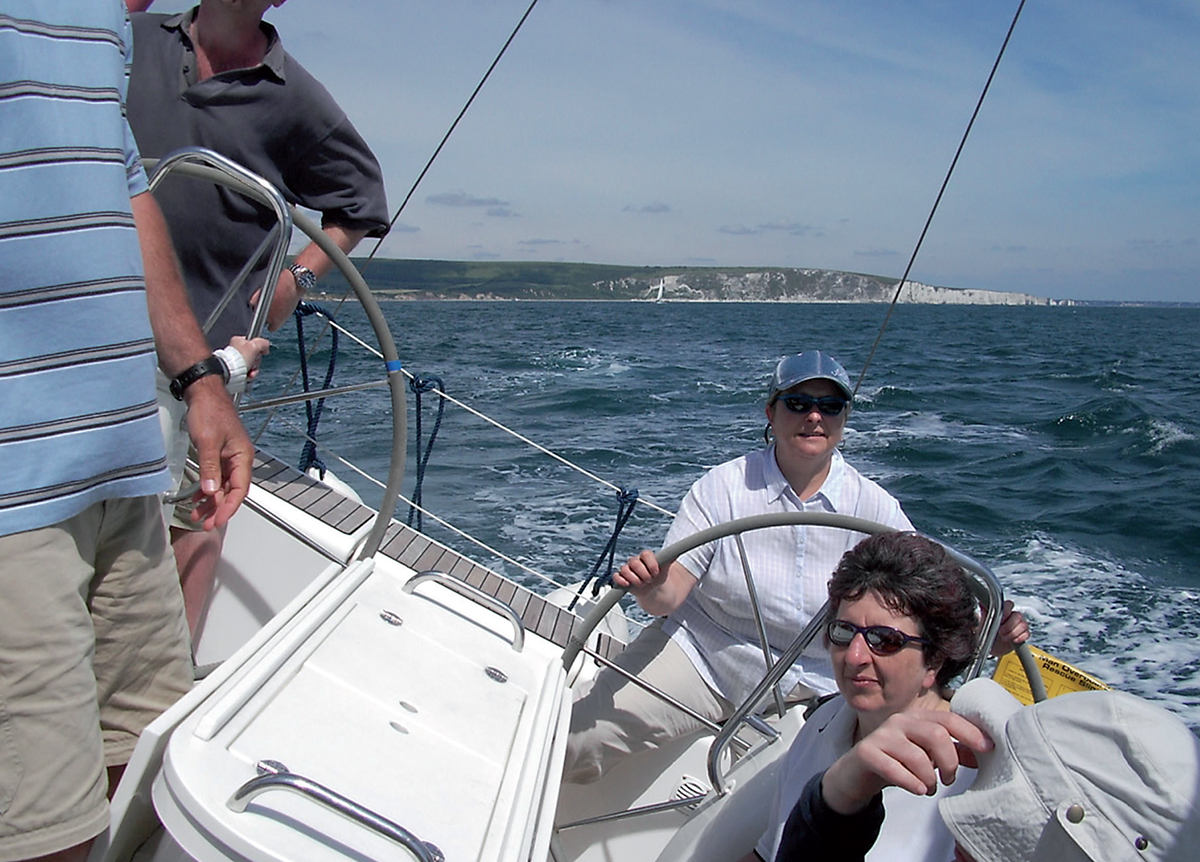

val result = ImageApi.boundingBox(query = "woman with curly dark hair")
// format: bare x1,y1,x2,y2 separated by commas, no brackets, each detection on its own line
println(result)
741,531,987,862
824,531,979,693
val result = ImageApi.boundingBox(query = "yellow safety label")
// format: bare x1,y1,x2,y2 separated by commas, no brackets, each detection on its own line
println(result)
992,644,1108,705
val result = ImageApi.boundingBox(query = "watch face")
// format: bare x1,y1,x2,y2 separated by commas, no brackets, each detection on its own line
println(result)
290,265,317,291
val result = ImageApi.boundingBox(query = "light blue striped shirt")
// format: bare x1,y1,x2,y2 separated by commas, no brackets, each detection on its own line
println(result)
0,2,168,537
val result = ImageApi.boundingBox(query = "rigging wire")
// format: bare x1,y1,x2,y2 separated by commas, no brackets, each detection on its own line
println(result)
262,409,624,599
252,0,542,445
853,0,1027,396
361,0,543,271
266,316,676,521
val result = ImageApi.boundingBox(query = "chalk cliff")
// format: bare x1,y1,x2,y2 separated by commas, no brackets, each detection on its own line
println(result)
615,270,1065,305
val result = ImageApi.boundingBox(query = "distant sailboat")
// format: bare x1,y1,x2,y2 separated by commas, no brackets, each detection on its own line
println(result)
653,279,665,302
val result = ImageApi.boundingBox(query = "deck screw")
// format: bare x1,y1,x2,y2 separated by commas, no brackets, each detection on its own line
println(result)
256,759,289,775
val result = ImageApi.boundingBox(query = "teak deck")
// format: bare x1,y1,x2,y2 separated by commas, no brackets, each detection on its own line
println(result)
252,453,625,662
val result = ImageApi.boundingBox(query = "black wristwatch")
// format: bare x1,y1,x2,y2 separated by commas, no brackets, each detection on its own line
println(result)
288,262,318,293
169,355,227,401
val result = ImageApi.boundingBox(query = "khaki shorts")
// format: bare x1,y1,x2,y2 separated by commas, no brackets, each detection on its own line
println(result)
0,496,193,860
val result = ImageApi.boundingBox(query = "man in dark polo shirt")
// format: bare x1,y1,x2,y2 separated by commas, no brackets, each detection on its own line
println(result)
127,0,390,349
126,0,390,633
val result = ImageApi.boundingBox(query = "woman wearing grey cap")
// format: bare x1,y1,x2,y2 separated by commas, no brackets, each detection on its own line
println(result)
563,350,1028,784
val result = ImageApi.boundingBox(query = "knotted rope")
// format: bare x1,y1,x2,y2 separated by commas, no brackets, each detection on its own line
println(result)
294,301,338,478
568,486,639,611
406,375,446,531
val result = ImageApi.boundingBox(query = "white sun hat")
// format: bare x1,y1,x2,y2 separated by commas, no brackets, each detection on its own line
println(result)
939,678,1200,862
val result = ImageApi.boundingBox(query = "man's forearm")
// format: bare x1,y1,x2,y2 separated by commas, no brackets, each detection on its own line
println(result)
291,224,369,279
295,225,364,277
130,190,211,376
258,224,370,331
131,190,254,528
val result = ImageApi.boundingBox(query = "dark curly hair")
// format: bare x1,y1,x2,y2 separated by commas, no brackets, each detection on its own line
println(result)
824,532,979,686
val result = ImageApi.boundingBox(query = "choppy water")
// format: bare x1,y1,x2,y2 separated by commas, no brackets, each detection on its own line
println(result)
250,301,1200,728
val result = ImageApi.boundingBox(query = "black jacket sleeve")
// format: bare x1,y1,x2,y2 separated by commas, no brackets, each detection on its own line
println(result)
773,770,885,862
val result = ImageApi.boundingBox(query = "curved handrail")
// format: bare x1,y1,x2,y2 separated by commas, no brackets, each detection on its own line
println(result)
146,148,291,344
289,209,408,560
403,570,526,652
227,767,441,862
142,149,407,559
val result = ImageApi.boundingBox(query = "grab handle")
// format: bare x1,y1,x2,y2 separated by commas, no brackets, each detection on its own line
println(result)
227,761,442,862
403,570,525,651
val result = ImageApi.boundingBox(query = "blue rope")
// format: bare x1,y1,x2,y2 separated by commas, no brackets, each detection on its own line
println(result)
406,375,446,531
293,301,338,478
568,486,639,612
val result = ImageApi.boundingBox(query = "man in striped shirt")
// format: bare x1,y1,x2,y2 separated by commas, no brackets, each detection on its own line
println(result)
0,3,252,859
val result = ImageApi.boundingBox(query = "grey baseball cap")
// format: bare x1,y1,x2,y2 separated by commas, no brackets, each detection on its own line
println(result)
768,351,853,401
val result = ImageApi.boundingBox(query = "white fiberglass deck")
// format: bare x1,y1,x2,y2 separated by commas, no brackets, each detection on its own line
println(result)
155,551,570,862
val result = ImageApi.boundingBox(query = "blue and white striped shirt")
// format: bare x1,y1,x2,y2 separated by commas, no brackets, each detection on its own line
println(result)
0,1,168,537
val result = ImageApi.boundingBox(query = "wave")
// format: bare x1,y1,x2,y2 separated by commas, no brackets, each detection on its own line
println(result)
995,535,1200,729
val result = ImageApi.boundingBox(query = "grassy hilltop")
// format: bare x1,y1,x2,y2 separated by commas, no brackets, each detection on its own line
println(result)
322,259,683,300
321,258,906,301
317,258,1061,305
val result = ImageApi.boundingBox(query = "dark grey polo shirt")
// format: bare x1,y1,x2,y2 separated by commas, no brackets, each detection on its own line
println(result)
128,8,389,349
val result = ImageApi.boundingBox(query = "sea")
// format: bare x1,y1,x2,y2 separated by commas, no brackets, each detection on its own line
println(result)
249,300,1200,730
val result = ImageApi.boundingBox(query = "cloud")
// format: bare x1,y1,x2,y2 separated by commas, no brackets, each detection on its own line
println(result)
1125,237,1197,251
623,201,672,214
234,0,1200,300
426,190,511,208
717,221,817,237
758,220,816,236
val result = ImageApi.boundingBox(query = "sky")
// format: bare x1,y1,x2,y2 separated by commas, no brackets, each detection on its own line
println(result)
141,1,1200,303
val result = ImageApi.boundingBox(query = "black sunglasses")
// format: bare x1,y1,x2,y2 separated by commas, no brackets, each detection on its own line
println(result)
778,394,849,416
826,619,930,656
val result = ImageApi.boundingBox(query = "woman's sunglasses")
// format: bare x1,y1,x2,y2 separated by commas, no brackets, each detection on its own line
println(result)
778,394,849,416
826,619,930,656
